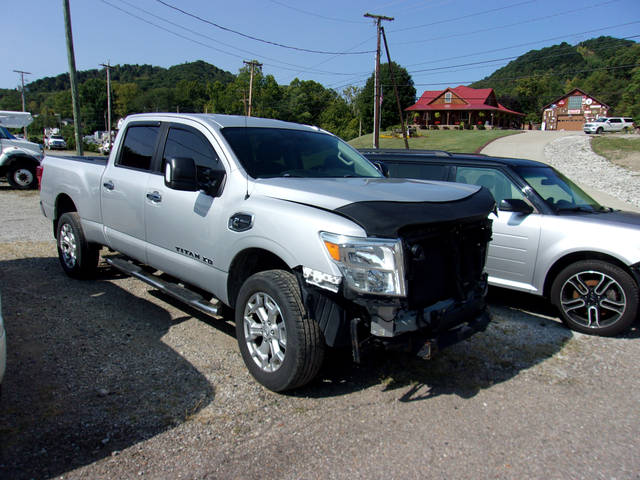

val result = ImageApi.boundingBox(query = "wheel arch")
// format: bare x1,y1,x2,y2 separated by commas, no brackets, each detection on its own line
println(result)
53,193,78,238
2,153,40,170
227,248,290,309
543,251,637,298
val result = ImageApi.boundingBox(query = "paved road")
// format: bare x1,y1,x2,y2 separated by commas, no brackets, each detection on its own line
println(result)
481,130,637,211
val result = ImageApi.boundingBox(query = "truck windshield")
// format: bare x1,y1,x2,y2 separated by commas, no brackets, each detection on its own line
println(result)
220,127,382,179
514,165,605,212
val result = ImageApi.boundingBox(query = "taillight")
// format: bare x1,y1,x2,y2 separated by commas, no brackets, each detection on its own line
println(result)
36,165,43,190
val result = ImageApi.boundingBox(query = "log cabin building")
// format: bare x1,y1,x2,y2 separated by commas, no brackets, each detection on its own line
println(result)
406,85,524,129
541,88,610,131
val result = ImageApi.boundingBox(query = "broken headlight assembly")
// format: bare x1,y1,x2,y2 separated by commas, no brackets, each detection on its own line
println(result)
320,232,406,297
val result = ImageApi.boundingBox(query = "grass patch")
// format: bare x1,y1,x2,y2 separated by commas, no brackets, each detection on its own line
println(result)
348,129,522,153
590,136,640,173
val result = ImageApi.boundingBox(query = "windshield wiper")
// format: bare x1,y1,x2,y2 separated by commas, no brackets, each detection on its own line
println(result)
556,206,596,213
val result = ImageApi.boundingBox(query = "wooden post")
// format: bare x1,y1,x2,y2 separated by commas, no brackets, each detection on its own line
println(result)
63,0,83,155
364,13,394,149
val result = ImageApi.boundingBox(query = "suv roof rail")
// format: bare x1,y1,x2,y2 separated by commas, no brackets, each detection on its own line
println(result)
358,148,452,157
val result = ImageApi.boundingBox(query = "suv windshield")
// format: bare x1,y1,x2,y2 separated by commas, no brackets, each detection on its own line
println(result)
221,127,382,179
514,165,605,212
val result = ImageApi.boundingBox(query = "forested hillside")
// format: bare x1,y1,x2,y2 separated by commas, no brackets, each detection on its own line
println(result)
1,35,638,144
0,60,360,142
472,36,640,122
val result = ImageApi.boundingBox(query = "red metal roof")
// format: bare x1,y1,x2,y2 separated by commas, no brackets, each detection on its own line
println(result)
406,85,524,116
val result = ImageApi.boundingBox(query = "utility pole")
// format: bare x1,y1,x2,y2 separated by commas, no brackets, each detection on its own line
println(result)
243,60,262,117
381,27,409,149
63,0,83,155
13,69,31,139
364,13,393,149
100,61,112,151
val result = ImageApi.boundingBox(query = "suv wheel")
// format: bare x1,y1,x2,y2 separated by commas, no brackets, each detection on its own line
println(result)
551,260,638,336
596,127,604,134
235,270,325,391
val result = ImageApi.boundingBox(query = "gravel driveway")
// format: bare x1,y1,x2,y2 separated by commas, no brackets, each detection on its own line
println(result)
1,175,640,479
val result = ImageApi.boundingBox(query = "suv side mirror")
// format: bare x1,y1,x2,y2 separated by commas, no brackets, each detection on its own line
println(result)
165,157,198,191
372,160,389,177
499,198,533,214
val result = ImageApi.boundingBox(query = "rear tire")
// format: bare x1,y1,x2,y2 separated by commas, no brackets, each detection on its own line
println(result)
7,163,37,189
56,212,100,279
235,270,325,391
550,260,638,336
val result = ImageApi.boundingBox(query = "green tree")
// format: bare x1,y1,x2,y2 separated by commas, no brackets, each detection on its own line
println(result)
356,62,416,133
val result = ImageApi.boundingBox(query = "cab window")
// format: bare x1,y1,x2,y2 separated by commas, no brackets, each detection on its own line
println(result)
117,125,160,171
162,127,225,184
455,166,525,204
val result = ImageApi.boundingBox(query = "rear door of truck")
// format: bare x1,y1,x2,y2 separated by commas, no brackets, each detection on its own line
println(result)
101,122,162,262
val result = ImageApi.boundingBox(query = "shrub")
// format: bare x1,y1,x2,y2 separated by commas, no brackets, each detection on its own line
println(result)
477,124,485,130
442,126,450,130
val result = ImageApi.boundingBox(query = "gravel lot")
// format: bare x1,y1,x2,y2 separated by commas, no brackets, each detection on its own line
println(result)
2,143,640,479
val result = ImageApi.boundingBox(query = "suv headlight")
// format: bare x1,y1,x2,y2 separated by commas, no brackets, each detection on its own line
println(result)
320,232,406,296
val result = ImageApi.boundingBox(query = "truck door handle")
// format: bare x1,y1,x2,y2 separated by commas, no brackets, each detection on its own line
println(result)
146,191,162,203
103,180,114,190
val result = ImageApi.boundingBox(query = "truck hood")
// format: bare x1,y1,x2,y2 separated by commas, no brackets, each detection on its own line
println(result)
253,177,495,237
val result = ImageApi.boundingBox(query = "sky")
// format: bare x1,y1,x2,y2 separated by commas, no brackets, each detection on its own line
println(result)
2,0,639,97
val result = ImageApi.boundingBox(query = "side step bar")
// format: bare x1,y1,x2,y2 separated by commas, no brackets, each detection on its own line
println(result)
105,257,220,317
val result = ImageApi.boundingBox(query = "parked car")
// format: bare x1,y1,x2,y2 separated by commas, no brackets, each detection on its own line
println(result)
45,135,67,150
583,117,634,134
361,149,640,336
39,113,495,391
0,292,6,393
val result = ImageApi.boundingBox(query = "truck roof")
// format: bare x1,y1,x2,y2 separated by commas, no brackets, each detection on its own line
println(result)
124,113,325,133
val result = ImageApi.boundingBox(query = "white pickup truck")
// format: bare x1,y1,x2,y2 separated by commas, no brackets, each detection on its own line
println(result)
39,113,494,391
0,111,43,189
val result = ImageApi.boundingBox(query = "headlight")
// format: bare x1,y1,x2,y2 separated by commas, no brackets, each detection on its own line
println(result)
320,232,406,296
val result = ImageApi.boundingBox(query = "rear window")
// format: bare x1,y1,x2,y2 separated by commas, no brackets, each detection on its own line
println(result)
117,125,160,171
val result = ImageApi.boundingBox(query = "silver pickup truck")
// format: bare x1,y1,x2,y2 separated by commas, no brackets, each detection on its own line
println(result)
40,113,494,391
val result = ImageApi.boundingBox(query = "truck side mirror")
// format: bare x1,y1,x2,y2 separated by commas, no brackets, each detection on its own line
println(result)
165,157,198,192
499,198,534,214
373,160,389,177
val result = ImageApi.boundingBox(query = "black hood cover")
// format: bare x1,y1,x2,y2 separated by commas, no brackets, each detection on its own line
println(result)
335,186,495,237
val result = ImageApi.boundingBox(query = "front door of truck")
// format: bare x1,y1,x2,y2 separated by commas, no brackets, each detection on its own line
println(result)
101,122,161,262
144,123,228,290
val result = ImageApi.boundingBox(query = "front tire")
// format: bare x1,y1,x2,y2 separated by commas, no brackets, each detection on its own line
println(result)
550,260,638,336
596,127,604,134
56,212,100,279
7,164,37,189
235,270,325,391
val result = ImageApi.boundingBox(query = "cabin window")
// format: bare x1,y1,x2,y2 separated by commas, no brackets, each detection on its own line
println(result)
568,96,582,110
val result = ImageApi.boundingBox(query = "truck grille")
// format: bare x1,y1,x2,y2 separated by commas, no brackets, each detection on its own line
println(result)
399,219,492,310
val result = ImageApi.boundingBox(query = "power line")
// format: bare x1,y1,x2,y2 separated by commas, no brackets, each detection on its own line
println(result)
405,20,640,69
390,0,536,33
154,0,375,55
100,0,367,77
409,34,640,75
265,0,367,24
394,0,626,46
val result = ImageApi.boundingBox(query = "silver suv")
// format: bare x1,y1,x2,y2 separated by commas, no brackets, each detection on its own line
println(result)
584,117,634,134
362,149,640,336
